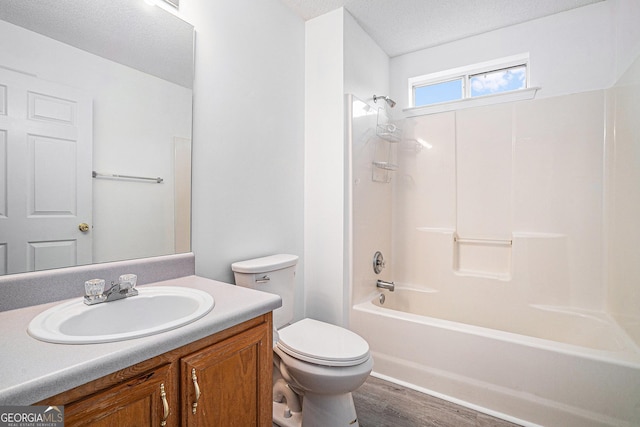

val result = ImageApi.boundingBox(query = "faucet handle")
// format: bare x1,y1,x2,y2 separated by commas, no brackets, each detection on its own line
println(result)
84,279,106,304
85,279,105,296
118,274,138,296
118,274,137,290
373,251,386,274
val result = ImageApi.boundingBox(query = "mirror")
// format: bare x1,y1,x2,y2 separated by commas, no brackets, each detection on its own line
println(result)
0,0,194,275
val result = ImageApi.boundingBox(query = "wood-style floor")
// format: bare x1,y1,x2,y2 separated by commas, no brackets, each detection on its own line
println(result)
352,376,523,427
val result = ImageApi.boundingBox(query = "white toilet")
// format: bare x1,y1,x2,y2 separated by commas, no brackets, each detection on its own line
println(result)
232,254,373,427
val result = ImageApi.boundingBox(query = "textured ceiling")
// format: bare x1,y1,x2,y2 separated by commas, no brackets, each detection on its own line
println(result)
0,0,605,84
0,0,194,88
279,0,605,57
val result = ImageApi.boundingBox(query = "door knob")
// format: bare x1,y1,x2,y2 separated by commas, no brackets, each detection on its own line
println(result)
78,223,90,233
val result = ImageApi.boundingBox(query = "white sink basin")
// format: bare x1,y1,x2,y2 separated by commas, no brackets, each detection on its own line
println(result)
28,286,215,344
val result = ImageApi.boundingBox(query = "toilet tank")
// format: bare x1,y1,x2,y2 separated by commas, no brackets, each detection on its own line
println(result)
231,254,298,329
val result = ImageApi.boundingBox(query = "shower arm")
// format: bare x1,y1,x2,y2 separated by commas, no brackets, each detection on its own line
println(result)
373,94,396,108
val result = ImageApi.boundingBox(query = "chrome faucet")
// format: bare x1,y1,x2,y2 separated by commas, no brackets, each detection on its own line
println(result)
376,279,395,292
84,274,138,305
103,281,138,302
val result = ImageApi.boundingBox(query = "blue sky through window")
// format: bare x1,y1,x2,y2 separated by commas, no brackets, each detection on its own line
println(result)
415,79,463,106
470,65,526,97
412,62,527,108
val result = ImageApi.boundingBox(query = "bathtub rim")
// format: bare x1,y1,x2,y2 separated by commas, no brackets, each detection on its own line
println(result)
352,295,640,369
351,297,640,427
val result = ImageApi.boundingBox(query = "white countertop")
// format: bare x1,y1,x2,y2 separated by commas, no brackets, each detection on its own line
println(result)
0,275,281,404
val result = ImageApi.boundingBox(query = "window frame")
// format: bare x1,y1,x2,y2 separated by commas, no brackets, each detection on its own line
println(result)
408,53,530,108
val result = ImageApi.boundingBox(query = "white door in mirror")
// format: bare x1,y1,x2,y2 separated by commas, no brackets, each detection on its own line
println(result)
0,67,93,274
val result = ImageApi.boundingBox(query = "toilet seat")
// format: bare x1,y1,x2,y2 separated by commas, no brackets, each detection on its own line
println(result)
276,318,370,367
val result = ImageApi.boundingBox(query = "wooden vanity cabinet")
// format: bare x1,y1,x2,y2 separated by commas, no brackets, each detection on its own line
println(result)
38,313,273,427
181,323,271,426
61,363,175,426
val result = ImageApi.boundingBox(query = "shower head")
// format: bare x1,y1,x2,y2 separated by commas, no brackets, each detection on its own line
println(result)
373,95,396,108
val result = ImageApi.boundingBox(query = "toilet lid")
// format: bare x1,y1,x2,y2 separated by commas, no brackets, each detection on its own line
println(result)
276,318,370,367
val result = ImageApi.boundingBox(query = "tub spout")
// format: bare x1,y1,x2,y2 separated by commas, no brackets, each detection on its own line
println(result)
376,279,395,292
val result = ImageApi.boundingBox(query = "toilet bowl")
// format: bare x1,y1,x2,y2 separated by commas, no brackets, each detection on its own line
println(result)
231,255,373,427
273,318,373,426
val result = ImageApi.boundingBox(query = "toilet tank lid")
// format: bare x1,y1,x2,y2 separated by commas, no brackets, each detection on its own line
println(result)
231,254,299,273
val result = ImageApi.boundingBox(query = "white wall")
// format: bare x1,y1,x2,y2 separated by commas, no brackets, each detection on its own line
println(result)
373,91,605,311
343,12,390,102
0,20,191,264
322,2,623,324
349,95,394,307
305,9,389,326
344,12,391,315
367,0,640,317
390,1,617,109
181,0,306,319
607,54,640,345
180,0,637,327
304,9,345,325
606,0,640,344
613,0,640,80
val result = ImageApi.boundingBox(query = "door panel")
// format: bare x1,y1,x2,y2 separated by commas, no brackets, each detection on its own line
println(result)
28,240,76,271
0,83,6,115
0,244,6,275
0,128,6,217
30,134,77,215
28,91,77,125
0,68,92,274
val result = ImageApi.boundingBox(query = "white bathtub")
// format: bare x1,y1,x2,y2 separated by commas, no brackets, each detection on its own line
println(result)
351,288,640,427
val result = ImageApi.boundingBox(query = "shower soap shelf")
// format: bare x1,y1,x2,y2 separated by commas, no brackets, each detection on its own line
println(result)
372,161,398,171
376,108,402,142
453,233,513,281
371,107,401,182
376,129,402,143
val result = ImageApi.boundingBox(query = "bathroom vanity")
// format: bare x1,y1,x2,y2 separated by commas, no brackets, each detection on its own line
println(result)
39,313,271,426
0,270,281,426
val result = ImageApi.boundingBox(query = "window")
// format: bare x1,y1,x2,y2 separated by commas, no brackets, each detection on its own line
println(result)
409,54,529,108
414,78,463,105
469,65,526,97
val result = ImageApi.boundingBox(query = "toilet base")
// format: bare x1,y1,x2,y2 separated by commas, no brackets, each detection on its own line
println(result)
273,392,359,427
273,400,302,427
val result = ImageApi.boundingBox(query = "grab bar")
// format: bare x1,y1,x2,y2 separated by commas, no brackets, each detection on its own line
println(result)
454,236,512,246
92,171,163,183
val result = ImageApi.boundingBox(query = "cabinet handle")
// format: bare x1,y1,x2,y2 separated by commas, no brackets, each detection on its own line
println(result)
191,368,201,415
160,383,169,427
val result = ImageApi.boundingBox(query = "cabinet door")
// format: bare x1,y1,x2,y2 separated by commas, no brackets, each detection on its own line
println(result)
63,364,174,427
181,323,271,427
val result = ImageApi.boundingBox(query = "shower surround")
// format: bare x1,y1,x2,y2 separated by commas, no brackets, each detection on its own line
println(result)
347,80,640,425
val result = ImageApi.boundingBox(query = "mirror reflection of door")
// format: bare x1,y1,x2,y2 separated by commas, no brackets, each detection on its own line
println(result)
0,67,92,274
